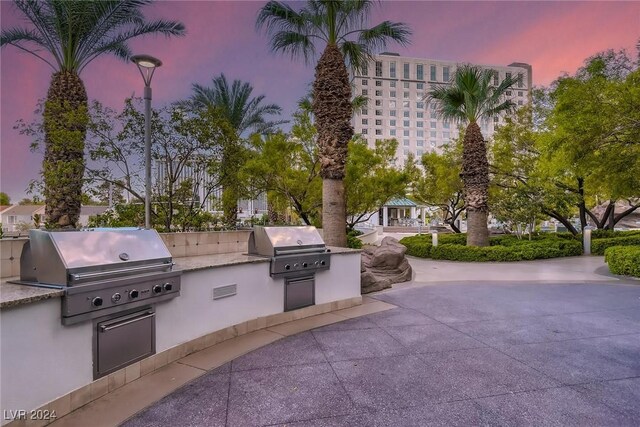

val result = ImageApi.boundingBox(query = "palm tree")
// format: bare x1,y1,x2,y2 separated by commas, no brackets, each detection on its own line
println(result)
428,64,519,246
187,74,284,224
189,73,284,136
1,1,185,228
257,0,410,247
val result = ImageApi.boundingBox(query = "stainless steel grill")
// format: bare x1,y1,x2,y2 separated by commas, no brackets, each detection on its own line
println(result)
248,226,331,277
248,226,330,311
14,228,181,325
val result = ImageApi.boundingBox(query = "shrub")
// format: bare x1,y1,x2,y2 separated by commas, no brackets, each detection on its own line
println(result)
400,233,582,262
347,234,363,249
591,229,640,239
591,236,640,255
605,246,640,277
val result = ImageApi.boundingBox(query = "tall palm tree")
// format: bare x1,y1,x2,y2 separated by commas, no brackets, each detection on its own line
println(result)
187,74,284,224
428,64,519,246
257,0,411,247
190,73,284,136
1,1,185,228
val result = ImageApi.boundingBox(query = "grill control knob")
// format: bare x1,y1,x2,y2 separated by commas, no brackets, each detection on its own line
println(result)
302,262,308,268
314,261,319,266
111,293,122,303
129,289,139,299
152,284,162,294
285,264,291,270
163,282,173,291
320,260,326,266
92,297,103,307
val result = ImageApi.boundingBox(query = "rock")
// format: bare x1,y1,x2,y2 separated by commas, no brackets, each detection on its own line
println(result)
361,237,413,294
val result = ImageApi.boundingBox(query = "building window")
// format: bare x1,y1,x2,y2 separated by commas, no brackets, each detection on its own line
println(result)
375,80,382,87
375,61,382,77
362,89,368,96
417,149,424,156
403,81,410,89
403,91,409,99
8,215,16,224
362,128,368,134
390,91,396,98
375,110,382,116
403,121,410,128
430,131,437,138
417,82,424,90
431,140,437,147
430,121,437,129
493,70,499,86
518,100,523,106
417,112,424,119
430,65,437,81
417,101,424,109
443,131,450,139
389,100,397,108
430,111,437,119
361,63,368,76
417,130,424,137
404,148,409,155
443,66,450,82
417,121,424,128
390,110,396,116
403,110,410,118
375,90,382,97
518,91,523,97
362,118,368,125
518,73,524,88
375,99,382,106
390,81,396,88
362,79,368,85
375,119,382,126
361,108,368,115
390,119,396,126
403,101,410,108
506,72,512,81
417,64,424,80
390,61,396,78
506,90,512,96
403,139,410,146
403,63,410,79
375,129,382,135
494,116,499,124
417,140,424,147
443,121,450,129
390,129,396,136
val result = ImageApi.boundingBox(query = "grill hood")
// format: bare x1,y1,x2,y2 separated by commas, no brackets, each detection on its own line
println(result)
248,226,326,257
22,228,173,286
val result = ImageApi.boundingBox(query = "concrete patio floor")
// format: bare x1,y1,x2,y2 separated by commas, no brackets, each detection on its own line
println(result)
114,256,640,427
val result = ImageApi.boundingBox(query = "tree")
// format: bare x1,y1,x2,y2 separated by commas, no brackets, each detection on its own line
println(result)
85,98,236,231
428,64,519,246
412,139,465,233
257,0,411,246
242,107,322,226
1,1,185,228
187,74,283,224
345,138,410,229
0,192,10,205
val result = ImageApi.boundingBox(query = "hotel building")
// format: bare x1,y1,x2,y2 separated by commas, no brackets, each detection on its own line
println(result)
352,53,532,163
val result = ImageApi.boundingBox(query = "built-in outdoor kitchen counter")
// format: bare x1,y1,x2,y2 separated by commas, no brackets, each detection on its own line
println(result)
0,230,362,426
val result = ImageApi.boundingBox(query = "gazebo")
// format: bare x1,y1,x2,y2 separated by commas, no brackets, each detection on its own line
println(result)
380,197,426,226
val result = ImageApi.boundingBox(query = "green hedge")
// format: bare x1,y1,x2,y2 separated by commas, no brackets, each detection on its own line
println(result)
591,236,640,255
400,233,582,262
605,246,640,277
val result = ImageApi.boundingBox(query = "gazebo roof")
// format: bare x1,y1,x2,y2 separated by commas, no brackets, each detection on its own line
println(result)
385,197,417,207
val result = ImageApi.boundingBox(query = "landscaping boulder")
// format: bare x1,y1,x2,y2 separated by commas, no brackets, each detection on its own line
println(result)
361,237,413,293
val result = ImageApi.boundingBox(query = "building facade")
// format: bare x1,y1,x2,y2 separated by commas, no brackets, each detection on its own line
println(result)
352,53,532,163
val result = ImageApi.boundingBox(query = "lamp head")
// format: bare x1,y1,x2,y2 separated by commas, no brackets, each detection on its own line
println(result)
131,54,162,87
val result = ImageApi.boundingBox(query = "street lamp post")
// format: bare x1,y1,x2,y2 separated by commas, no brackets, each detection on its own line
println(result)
131,54,162,229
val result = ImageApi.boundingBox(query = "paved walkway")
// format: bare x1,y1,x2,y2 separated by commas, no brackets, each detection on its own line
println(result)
120,256,640,426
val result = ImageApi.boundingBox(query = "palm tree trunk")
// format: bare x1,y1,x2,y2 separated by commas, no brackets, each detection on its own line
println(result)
461,122,489,246
312,43,353,247
43,71,88,228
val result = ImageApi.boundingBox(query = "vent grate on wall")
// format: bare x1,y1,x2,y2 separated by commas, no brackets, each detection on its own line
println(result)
212,284,237,300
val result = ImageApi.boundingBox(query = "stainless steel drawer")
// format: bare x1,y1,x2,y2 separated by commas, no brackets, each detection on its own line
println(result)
285,276,315,311
94,308,155,379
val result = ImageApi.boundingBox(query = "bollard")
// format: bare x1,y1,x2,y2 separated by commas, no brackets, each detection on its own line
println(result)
583,226,594,255
432,232,438,247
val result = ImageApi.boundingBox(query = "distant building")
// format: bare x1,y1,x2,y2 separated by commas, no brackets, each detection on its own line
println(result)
352,53,532,163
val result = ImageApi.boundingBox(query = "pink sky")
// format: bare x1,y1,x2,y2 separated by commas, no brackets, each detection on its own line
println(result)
1,1,638,201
